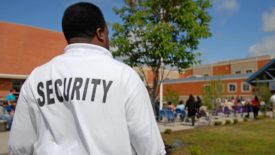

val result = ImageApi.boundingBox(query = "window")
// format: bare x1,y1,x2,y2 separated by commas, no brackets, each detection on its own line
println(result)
228,83,237,93
235,71,241,74
12,79,25,99
242,82,250,92
246,69,253,73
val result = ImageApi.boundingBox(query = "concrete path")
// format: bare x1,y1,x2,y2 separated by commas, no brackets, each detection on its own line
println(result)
0,131,9,155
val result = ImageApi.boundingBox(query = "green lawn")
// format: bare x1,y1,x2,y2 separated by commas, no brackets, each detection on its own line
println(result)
162,119,275,155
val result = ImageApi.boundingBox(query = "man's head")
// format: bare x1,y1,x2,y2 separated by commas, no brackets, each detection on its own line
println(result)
62,2,109,49
10,89,16,94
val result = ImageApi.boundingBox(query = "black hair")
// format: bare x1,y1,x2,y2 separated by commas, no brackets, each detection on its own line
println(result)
62,2,106,42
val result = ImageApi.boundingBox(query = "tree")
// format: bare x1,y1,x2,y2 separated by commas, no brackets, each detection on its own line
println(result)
201,79,224,124
111,0,212,104
254,82,272,116
202,80,224,113
254,83,272,104
164,88,180,106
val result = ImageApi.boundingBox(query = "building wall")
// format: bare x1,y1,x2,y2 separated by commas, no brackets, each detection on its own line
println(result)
213,64,231,75
163,78,252,101
230,60,257,74
163,81,207,97
180,69,193,78
257,59,271,69
134,68,179,86
182,56,273,78
0,22,67,75
193,65,212,76
0,79,12,98
0,22,67,99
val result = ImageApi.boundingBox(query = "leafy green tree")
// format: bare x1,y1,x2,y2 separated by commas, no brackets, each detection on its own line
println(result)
164,88,180,106
254,82,272,115
202,80,224,112
111,0,212,103
254,83,272,104
201,79,224,125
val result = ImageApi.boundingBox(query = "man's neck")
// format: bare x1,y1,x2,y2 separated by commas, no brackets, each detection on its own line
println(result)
68,38,92,44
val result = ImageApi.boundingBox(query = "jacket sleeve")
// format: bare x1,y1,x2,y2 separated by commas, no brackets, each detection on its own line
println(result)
9,83,37,155
123,68,166,155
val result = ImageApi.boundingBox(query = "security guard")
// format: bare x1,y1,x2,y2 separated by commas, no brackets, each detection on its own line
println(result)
9,2,165,155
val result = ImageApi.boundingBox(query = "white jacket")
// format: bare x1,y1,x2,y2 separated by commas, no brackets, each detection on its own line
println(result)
9,43,166,155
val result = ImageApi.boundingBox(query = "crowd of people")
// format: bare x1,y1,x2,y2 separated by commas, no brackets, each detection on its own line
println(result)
157,94,275,126
158,94,204,126
214,95,265,119
0,89,17,130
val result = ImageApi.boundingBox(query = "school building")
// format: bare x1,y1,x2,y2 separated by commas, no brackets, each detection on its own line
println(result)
0,22,181,100
0,22,66,98
163,55,274,100
0,21,273,102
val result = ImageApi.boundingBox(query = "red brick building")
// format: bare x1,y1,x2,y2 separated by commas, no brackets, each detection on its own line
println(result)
0,22,273,102
163,55,274,100
0,22,66,98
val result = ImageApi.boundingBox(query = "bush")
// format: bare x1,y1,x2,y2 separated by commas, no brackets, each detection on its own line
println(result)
243,118,248,122
233,119,238,124
255,115,267,120
189,146,202,155
214,121,222,126
225,120,231,125
164,129,172,134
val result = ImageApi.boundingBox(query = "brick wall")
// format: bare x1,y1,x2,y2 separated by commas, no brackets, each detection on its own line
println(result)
0,22,67,75
213,64,231,75
0,79,12,98
163,78,253,99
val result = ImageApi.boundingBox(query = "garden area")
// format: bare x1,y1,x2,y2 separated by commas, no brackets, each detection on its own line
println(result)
162,119,275,155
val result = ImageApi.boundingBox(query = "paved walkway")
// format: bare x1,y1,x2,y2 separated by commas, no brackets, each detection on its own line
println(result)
0,131,9,155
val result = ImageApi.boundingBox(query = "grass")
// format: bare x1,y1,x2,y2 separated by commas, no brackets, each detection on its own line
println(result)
162,119,275,155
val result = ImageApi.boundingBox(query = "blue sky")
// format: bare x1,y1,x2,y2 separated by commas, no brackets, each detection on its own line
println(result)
0,0,275,64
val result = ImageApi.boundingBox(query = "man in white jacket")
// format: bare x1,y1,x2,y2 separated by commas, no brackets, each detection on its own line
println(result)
9,2,165,155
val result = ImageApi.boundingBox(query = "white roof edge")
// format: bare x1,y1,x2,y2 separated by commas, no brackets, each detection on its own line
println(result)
0,74,28,79
216,55,272,65
187,55,273,69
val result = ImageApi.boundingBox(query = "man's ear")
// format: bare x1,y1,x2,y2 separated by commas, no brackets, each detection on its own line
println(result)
96,27,105,42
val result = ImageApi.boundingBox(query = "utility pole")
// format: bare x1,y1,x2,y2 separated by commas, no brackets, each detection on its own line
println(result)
159,57,164,110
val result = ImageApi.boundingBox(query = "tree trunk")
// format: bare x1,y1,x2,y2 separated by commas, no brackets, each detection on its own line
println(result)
149,68,160,115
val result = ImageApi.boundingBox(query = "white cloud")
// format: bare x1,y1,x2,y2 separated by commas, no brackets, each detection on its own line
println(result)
262,8,275,32
214,0,240,15
249,35,275,56
212,0,240,25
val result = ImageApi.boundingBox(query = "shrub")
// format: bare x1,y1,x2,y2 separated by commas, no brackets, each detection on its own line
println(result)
164,129,172,134
189,146,202,155
255,115,266,120
214,121,222,126
233,119,238,124
225,120,231,125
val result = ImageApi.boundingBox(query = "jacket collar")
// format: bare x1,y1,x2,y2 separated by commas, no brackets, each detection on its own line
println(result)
64,43,113,58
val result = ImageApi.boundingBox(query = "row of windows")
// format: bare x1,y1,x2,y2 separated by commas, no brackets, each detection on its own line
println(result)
204,82,251,93
235,69,253,74
228,83,251,93
192,69,253,77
